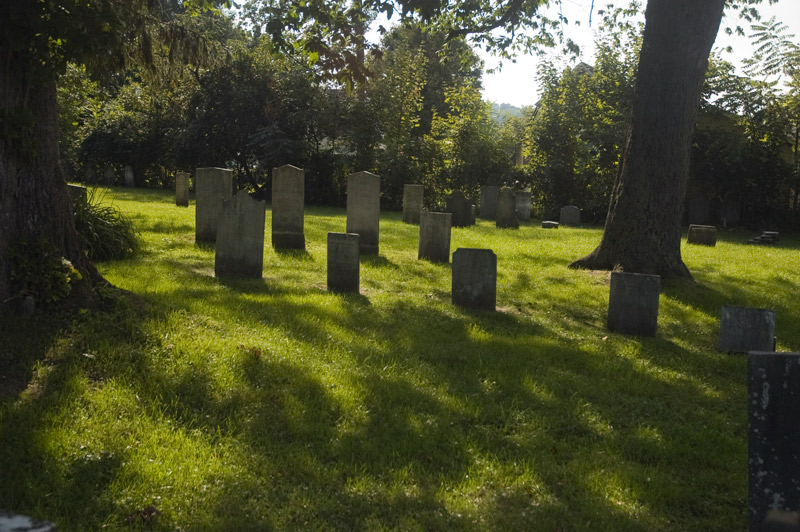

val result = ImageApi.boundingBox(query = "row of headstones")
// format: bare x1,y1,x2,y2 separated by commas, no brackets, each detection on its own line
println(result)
685,224,781,248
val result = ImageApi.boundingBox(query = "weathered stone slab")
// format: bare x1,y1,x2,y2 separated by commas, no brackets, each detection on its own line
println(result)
717,306,776,353
68,184,87,205
346,171,380,254
496,187,519,229
687,224,717,246
480,186,499,220
452,248,497,311
542,221,559,229
195,167,233,243
175,172,190,207
748,352,800,530
327,233,360,293
271,164,305,249
446,191,472,228
418,212,451,263
123,165,135,187
560,205,581,226
516,191,532,221
215,190,266,278
607,272,660,336
403,184,424,225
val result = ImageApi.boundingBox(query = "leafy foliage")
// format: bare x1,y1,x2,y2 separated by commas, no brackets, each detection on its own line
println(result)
7,238,82,304
73,190,140,262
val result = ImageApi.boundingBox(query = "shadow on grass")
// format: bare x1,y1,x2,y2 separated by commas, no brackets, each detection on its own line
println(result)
272,247,314,261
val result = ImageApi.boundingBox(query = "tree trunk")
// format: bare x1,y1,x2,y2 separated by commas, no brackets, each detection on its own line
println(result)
570,0,725,278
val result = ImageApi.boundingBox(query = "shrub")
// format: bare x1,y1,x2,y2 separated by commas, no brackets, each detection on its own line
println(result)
73,189,140,261
8,237,83,304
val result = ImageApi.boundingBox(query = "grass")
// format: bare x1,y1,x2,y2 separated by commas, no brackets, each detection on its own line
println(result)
1,186,799,531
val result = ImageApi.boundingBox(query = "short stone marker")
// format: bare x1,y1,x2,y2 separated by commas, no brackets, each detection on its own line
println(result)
327,233,360,293
496,187,519,229
717,306,776,353
516,191,531,221
346,171,380,254
560,205,581,226
480,186,499,220
195,167,233,243
402,184,424,224
748,230,780,246
67,184,87,205
446,191,472,228
215,190,266,278
123,165,135,187
748,352,800,530
607,271,660,336
452,248,497,311
175,172,190,207
542,221,559,229
687,224,717,246
271,164,305,249
418,212,452,263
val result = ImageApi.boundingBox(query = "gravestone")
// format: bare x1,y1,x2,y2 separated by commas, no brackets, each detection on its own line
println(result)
496,187,519,229
271,164,305,249
215,190,266,278
195,167,233,243
469,205,476,226
123,165,135,187
67,184,87,205
452,248,497,311
687,224,717,246
402,184,424,225
516,191,532,221
688,194,711,225
446,191,472,228
418,212,452,263
480,186,499,220
346,171,380,254
607,272,660,336
717,306,776,353
327,233,360,293
560,205,581,226
103,165,115,185
542,221,559,229
175,172,190,207
748,352,800,530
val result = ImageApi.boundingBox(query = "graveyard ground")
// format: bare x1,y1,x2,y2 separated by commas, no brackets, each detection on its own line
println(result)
1,187,799,531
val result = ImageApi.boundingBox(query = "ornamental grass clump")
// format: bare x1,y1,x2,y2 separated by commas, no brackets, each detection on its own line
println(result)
73,188,140,261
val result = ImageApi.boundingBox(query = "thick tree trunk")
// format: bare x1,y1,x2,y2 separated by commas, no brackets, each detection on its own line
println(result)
570,0,725,278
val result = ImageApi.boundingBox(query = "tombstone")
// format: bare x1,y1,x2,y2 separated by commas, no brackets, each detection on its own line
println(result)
327,233,360,293
67,184,87,205
516,191,532,221
542,221,559,229
446,191,472,228
85,166,98,185
175,172,190,207
123,165,135,187
402,184,424,225
346,171,380,254
560,205,581,227
747,352,800,530
418,212,452,263
607,272,660,336
195,167,233,243
214,190,266,278
496,188,519,229
717,306,776,353
469,205,476,226
687,194,711,225
103,165,115,185
271,164,305,249
480,186,499,220
721,192,742,226
0,512,58,532
452,248,497,311
687,224,717,246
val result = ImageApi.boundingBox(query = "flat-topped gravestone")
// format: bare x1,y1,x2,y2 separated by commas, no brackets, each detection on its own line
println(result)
346,171,380,254
560,205,581,226
67,184,87,205
607,272,660,336
215,190,266,278
717,306,776,353
480,186,499,220
687,224,717,246
418,212,452,263
175,172,190,207
452,248,496,311
446,191,472,228
542,221,559,229
123,165,135,187
403,184,424,225
195,167,233,243
327,233,360,293
271,164,305,249
516,191,531,221
496,188,519,229
748,352,800,530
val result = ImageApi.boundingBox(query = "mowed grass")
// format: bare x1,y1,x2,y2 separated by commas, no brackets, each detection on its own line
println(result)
2,186,799,531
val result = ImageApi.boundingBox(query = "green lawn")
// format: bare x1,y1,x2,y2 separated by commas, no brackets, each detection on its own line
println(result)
2,186,798,531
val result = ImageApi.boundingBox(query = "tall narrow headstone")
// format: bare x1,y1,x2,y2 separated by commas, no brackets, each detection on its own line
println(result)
271,164,305,249
717,306,776,353
327,233,360,293
748,352,800,530
516,191,532,221
123,165,135,187
480,186,499,220
67,184,87,205
687,224,717,246
446,191,472,228
607,272,660,336
496,187,519,229
560,205,581,226
452,248,497,311
469,205,476,226
215,190,266,278
195,167,233,243
403,184,424,225
175,172,190,207
418,212,452,263
346,171,380,254
103,165,115,185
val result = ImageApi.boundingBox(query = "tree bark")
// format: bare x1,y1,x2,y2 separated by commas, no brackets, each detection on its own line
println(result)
570,0,725,278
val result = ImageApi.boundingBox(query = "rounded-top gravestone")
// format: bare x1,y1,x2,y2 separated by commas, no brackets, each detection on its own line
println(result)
479,186,499,220
271,164,305,249
195,167,234,243
560,205,581,226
